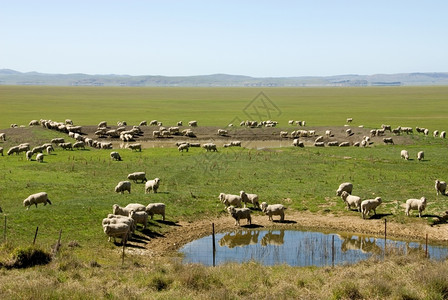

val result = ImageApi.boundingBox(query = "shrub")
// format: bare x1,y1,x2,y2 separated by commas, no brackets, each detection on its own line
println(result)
7,246,52,269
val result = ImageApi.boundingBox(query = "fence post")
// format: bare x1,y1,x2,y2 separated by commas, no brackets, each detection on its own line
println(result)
212,223,216,267
122,242,126,265
384,219,387,257
332,235,335,268
3,215,6,243
53,229,62,255
425,233,428,258
33,226,39,245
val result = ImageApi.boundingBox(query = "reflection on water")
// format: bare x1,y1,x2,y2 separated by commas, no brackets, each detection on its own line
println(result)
179,229,448,267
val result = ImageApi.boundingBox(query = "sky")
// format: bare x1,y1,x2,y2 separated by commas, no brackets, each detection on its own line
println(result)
1,0,447,77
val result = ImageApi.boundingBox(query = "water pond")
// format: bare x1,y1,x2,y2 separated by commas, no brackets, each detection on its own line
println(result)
179,229,448,267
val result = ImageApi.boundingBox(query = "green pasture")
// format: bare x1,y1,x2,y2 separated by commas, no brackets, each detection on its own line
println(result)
0,126,448,263
1,85,448,129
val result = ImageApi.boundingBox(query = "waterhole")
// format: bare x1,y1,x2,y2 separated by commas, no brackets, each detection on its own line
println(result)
179,229,448,267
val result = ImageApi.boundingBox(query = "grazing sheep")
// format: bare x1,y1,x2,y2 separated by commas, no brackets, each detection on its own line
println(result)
46,145,54,154
127,172,147,183
129,210,148,229
227,206,251,226
424,128,429,136
327,141,339,147
440,131,446,139
177,121,183,126
178,143,189,152
293,139,304,147
240,191,260,208
382,124,392,132
29,120,39,126
405,197,427,217
217,129,228,136
280,131,288,138
127,143,142,152
315,136,324,143
340,191,361,212
139,120,147,126
188,120,198,127
98,121,107,128
401,150,409,160
260,202,287,221
0,133,5,141
145,178,160,194
339,142,350,147
114,181,131,194
51,137,65,144
346,118,353,123
383,137,394,145
110,151,122,161
336,182,353,196
325,130,332,137
417,151,424,161
146,203,166,220
23,192,52,210
435,179,446,196
7,146,20,155
361,197,382,219
26,150,34,161
433,130,439,138
36,153,44,163
346,128,352,136
59,142,73,150
73,141,85,150
230,141,241,147
314,142,325,147
0,147,3,156
219,193,242,208
103,223,130,244
202,143,218,152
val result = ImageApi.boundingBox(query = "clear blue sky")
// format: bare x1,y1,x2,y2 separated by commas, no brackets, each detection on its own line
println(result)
1,0,447,77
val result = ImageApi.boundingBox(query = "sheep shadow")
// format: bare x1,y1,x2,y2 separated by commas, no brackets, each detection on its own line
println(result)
272,220,297,224
240,224,263,229
138,228,166,239
368,213,393,220
155,220,180,226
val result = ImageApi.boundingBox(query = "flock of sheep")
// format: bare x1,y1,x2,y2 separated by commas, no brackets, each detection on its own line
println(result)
336,180,446,219
1,117,447,246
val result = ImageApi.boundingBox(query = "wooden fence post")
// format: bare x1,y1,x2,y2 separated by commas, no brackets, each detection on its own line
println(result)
33,226,39,245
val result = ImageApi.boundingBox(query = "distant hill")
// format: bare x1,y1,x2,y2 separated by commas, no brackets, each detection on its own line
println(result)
1,69,448,87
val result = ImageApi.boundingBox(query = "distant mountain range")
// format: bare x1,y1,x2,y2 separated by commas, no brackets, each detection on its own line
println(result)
1,69,448,87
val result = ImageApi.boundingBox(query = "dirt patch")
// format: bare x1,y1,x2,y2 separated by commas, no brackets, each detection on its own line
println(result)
140,211,448,258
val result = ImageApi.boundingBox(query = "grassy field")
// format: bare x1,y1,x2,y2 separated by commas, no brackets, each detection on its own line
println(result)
2,85,448,129
1,85,448,299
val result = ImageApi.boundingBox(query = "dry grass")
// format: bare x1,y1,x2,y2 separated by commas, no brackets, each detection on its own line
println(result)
1,245,447,299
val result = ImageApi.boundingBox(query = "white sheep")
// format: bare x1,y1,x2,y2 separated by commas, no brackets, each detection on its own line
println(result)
383,137,394,144
124,203,146,212
260,202,287,221
435,179,446,196
227,206,251,226
129,210,149,229
110,151,122,161
98,121,107,128
325,130,332,137
127,143,142,151
36,153,44,163
145,178,160,194
26,150,33,161
340,191,361,212
0,133,5,141
114,181,131,194
218,193,242,208
188,120,198,127
417,151,424,161
336,182,353,196
146,203,166,220
239,191,260,208
23,192,52,210
440,131,446,139
405,197,427,217
105,214,135,233
127,172,147,183
103,223,130,244
178,144,189,152
361,197,382,219
217,129,228,136
400,150,409,160
202,143,218,152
